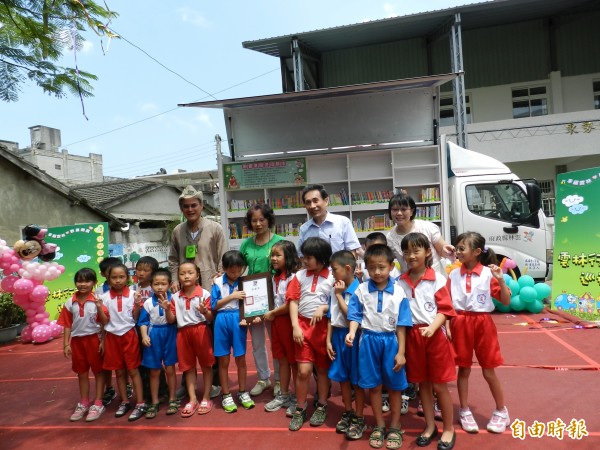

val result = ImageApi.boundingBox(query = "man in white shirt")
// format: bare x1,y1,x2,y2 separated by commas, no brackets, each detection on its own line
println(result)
297,184,361,258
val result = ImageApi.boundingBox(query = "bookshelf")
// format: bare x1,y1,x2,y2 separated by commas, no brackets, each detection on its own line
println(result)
223,147,446,247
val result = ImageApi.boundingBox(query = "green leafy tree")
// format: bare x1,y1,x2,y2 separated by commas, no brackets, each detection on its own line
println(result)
0,0,118,102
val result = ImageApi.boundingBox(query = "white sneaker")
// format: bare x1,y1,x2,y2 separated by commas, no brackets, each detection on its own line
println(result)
400,395,409,415
273,381,281,397
85,404,105,422
70,403,89,421
250,379,272,396
265,393,292,412
487,407,510,433
459,407,480,433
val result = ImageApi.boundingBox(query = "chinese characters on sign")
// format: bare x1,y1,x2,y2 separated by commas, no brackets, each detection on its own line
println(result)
511,418,588,441
224,158,307,190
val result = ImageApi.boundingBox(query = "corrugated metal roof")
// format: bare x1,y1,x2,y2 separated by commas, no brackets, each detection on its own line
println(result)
72,179,170,209
242,0,595,58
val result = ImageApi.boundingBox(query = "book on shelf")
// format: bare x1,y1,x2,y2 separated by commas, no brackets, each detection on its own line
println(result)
352,214,393,232
414,205,441,220
329,188,349,206
228,198,265,212
394,186,440,203
266,191,304,210
350,190,393,204
275,222,303,237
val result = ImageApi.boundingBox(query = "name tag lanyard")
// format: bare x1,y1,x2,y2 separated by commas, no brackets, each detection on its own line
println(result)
185,222,203,259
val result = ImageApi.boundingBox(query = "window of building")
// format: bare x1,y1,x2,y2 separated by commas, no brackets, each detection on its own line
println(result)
439,94,472,127
512,86,548,118
538,179,555,217
54,164,61,170
594,80,600,109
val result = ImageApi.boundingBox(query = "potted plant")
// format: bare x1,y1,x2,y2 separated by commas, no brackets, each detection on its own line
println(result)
0,292,21,343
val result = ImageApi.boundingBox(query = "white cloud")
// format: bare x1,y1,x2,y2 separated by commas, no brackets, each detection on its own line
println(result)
196,112,213,128
562,194,583,207
140,102,159,114
81,41,94,54
177,7,209,28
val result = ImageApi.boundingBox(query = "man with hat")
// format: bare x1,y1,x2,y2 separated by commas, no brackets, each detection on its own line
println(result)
168,185,228,292
168,185,228,400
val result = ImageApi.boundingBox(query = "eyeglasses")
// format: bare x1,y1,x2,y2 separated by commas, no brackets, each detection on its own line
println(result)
391,207,412,213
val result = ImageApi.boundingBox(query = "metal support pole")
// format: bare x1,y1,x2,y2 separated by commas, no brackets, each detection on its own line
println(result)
292,38,304,92
450,13,468,148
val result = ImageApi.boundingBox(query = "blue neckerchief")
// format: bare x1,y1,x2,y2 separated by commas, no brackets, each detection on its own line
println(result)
151,291,172,316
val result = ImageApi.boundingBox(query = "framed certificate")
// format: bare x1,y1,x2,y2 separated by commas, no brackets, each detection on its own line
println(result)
239,272,274,321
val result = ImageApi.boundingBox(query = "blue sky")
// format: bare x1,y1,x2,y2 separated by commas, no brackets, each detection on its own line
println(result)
1,1,477,180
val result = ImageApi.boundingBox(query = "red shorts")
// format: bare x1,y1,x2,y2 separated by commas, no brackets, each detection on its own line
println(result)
294,316,330,370
271,315,295,364
70,334,103,374
103,328,141,371
450,312,504,369
177,323,215,372
406,325,456,384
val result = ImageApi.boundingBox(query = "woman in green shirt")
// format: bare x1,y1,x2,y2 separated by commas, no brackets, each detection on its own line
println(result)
239,203,284,397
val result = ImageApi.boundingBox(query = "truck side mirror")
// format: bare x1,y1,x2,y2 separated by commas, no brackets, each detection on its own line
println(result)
525,182,541,215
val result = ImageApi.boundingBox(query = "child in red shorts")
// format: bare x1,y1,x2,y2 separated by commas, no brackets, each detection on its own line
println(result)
287,237,334,431
97,263,146,421
447,232,512,435
58,268,106,422
263,240,301,413
398,233,457,449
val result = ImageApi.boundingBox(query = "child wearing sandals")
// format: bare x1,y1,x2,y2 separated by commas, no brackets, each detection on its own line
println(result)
172,262,215,417
346,244,412,449
288,237,334,431
58,268,106,422
211,250,255,413
138,268,179,418
397,233,456,450
326,250,366,441
447,232,511,435
96,263,147,421
263,240,301,413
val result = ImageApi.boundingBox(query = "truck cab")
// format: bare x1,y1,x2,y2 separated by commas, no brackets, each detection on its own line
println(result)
446,142,552,280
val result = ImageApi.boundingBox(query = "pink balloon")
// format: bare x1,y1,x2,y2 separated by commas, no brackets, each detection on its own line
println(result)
12,293,29,307
42,318,50,325
30,321,39,329
9,264,21,273
20,325,33,343
0,275,19,292
34,313,46,322
25,308,36,317
13,279,34,295
36,306,47,314
30,285,49,303
49,322,62,338
32,324,52,343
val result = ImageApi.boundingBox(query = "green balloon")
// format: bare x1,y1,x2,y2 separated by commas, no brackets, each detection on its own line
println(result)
496,302,512,313
507,279,520,295
518,275,535,288
534,283,551,301
527,300,544,313
519,286,537,304
510,295,526,311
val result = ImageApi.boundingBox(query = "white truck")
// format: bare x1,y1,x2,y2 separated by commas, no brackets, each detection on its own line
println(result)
182,73,552,280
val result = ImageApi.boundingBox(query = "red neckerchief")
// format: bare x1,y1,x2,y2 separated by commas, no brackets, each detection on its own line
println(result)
459,262,484,294
306,267,330,293
72,292,96,317
179,285,203,310
109,286,131,312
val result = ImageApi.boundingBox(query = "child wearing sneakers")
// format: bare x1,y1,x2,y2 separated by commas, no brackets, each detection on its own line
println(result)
138,268,179,418
447,232,511,435
287,237,334,431
172,262,215,417
95,256,121,406
346,244,412,450
326,250,366,440
211,250,255,413
58,268,106,422
96,263,146,421
264,240,301,413
397,233,456,449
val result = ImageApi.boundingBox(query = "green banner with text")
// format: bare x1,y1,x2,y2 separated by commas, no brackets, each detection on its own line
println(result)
551,168,600,315
224,158,306,190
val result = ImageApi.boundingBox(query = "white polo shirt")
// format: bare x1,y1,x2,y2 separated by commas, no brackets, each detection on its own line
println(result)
273,271,293,308
58,293,102,337
286,268,334,319
101,287,136,336
172,286,211,327
347,278,412,332
397,268,456,325
447,263,503,312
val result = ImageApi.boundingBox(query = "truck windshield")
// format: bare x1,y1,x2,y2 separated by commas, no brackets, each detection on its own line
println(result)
465,183,536,225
